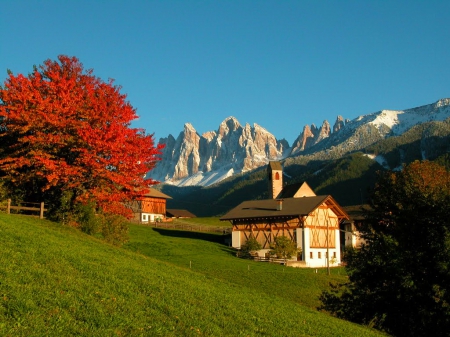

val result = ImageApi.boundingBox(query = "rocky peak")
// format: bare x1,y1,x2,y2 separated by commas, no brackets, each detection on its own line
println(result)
201,130,216,142
290,125,315,154
333,116,345,133
149,116,287,183
184,122,196,133
433,98,450,109
182,123,199,139
289,119,332,156
316,120,331,143
218,116,241,137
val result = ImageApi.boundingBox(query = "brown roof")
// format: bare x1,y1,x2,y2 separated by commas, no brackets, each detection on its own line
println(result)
142,188,172,199
276,182,316,199
342,205,372,222
166,209,196,218
220,195,349,221
268,161,282,171
277,183,301,198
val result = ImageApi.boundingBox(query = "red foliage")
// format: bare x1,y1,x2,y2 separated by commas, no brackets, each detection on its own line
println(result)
0,55,163,217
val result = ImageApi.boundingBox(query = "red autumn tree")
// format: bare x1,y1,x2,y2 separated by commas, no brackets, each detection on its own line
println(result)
0,55,163,218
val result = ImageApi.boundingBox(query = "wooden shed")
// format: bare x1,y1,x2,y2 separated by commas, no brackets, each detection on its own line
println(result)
128,188,172,223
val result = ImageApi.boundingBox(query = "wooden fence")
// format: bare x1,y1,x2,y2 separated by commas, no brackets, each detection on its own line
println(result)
0,199,46,219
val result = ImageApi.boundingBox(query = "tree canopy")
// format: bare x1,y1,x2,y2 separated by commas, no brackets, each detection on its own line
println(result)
320,160,450,336
0,55,163,218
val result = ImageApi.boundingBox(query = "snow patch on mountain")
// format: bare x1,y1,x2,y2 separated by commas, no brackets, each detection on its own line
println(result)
369,99,450,136
364,154,390,169
163,167,235,187
370,110,399,130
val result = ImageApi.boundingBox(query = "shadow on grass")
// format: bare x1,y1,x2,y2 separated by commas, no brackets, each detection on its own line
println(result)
151,228,238,257
152,227,230,243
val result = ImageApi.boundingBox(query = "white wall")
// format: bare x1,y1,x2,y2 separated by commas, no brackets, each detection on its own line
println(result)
299,227,341,268
232,231,241,249
141,213,165,223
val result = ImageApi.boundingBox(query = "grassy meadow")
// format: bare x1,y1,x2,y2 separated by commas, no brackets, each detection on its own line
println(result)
0,214,385,336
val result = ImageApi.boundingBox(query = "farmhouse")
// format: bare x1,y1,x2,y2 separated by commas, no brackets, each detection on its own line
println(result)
220,161,349,268
342,205,369,249
128,188,172,223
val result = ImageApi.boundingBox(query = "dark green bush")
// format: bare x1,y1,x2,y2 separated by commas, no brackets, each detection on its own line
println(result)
239,236,262,258
269,235,298,260
75,202,101,235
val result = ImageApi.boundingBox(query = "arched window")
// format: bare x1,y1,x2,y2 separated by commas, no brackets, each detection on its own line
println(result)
275,172,280,180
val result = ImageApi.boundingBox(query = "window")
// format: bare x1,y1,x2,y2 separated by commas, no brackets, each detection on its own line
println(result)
318,252,322,259
333,252,336,258
275,172,280,180
310,252,313,259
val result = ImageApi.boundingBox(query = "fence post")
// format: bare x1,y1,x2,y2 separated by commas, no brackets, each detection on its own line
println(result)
7,199,11,215
40,202,45,219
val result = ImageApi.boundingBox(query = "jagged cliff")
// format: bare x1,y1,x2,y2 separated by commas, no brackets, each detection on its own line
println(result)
148,98,450,186
149,117,289,184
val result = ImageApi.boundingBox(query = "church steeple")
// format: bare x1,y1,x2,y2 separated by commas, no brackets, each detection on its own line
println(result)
267,161,283,199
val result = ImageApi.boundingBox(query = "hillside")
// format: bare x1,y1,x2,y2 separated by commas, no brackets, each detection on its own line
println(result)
0,214,384,336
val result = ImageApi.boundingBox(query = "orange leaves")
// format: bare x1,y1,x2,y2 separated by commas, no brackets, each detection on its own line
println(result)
0,55,163,216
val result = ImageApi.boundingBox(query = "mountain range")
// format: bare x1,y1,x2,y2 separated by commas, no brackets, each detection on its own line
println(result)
148,98,450,187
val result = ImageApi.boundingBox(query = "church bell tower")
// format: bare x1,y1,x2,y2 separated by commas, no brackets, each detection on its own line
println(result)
267,161,283,199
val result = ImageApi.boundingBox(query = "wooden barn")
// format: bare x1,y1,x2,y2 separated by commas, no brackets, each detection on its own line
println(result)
220,161,349,268
128,188,172,223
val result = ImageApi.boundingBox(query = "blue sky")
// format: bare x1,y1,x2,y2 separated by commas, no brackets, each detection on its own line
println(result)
1,0,449,144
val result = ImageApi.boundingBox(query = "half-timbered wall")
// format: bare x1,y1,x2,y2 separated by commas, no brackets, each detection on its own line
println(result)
302,206,341,267
232,218,300,249
304,206,339,248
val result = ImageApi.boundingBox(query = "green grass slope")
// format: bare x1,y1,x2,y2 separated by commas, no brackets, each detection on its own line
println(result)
126,225,342,310
0,214,384,337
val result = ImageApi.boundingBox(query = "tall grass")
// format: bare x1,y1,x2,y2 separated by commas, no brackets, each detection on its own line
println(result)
0,214,385,336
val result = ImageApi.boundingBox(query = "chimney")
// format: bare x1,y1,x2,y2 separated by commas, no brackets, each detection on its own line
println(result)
276,199,283,211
